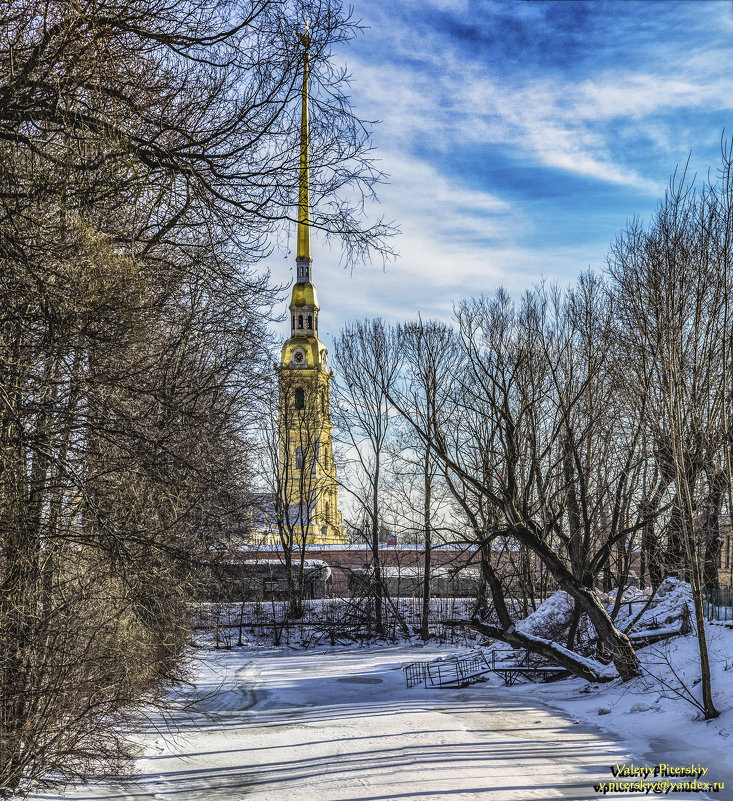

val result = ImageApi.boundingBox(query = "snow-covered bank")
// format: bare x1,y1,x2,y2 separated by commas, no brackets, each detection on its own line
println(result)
507,624,733,796
29,637,730,801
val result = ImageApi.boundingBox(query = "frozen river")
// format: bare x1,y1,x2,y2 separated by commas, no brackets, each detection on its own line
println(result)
33,644,717,801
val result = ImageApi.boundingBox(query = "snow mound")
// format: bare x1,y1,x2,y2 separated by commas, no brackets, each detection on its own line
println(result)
614,577,694,636
515,591,575,636
515,590,595,648
513,579,694,652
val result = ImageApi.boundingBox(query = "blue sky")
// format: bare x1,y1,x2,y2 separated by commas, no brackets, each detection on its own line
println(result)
277,0,733,343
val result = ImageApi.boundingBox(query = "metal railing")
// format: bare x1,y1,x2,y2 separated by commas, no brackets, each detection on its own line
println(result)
703,584,733,623
196,596,483,648
402,650,491,689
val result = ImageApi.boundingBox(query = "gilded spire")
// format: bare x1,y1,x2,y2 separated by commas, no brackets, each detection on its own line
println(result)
296,25,311,269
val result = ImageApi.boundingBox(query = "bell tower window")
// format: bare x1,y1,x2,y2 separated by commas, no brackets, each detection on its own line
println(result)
294,387,305,409
307,314,312,330
298,315,303,329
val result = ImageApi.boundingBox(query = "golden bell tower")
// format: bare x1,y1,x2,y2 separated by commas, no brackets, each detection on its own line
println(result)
277,28,346,545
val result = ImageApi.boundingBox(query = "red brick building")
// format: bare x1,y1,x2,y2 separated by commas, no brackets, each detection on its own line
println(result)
242,543,480,597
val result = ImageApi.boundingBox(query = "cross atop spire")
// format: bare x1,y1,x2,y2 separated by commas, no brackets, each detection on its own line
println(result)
296,24,311,281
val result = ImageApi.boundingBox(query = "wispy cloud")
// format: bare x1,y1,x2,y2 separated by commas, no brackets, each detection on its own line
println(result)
344,0,733,196
278,0,733,343
350,48,733,194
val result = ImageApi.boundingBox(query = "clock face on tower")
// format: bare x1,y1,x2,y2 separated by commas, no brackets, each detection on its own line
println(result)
293,349,305,365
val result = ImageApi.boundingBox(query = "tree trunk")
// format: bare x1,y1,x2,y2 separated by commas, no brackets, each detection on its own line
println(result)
468,619,615,684
508,524,641,680
420,445,432,642
371,456,384,634
472,537,612,683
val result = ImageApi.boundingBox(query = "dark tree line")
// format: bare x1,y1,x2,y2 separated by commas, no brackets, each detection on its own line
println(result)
0,0,390,795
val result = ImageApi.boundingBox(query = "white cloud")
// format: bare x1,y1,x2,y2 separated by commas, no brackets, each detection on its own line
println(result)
303,150,608,343
307,155,515,331
347,30,733,195
421,0,470,12
280,1,733,348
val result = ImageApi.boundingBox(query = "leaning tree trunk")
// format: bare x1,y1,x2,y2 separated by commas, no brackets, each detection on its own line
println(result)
509,523,641,680
468,619,615,684
472,546,614,683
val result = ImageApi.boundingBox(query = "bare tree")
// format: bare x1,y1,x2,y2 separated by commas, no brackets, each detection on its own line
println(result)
0,230,274,794
256,366,339,617
392,320,462,640
382,288,641,680
332,319,401,634
0,0,394,794
609,164,729,719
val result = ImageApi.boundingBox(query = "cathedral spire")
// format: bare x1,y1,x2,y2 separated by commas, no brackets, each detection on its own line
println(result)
296,25,311,281
275,25,345,547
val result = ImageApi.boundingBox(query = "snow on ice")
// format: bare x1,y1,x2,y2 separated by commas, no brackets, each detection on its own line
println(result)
28,581,733,801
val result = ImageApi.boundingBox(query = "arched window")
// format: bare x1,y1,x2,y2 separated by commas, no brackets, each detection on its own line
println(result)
294,387,305,409
292,315,295,330
307,314,312,329
298,315,303,329
295,446,304,470
321,392,326,416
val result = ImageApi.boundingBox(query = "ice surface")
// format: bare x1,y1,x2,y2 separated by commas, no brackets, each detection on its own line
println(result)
27,581,733,801
29,632,732,801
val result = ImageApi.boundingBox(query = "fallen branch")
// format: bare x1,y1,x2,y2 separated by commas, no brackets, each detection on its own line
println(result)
468,618,618,683
622,587,660,635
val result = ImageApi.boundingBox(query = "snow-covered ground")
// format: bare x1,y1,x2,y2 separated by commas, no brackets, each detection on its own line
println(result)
521,624,733,798
30,626,733,801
